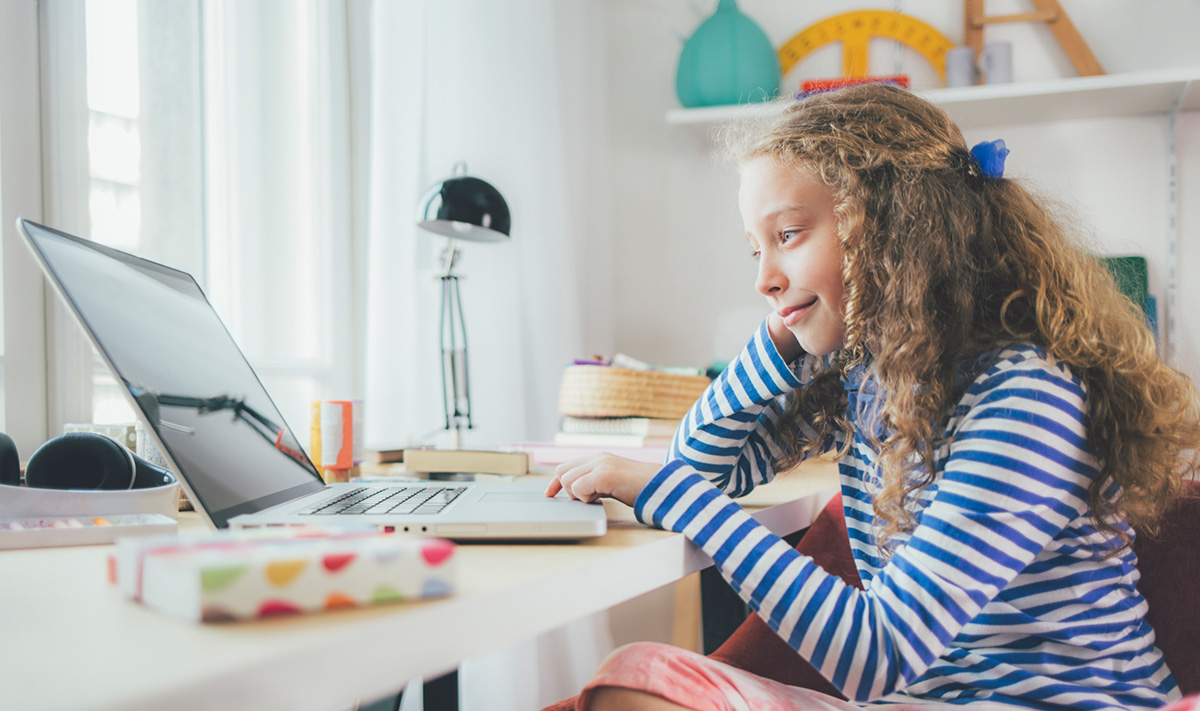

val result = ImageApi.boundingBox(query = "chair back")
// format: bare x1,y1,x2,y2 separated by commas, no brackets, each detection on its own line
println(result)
1134,480,1200,695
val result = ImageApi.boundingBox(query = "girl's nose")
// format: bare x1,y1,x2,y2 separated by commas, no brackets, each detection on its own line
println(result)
755,253,785,296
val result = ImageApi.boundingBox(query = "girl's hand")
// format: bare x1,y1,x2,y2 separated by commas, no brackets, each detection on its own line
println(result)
766,312,804,363
544,454,662,508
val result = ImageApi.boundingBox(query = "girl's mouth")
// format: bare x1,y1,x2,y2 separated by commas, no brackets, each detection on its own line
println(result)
780,298,818,327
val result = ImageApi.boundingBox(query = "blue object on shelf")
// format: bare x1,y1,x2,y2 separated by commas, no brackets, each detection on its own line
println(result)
675,0,780,108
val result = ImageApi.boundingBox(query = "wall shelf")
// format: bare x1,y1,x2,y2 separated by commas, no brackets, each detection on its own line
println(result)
666,67,1200,136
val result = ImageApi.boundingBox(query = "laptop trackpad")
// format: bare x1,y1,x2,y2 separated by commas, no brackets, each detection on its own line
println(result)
480,492,568,504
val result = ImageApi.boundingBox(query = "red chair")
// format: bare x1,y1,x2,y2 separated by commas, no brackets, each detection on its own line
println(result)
1131,479,1200,695
543,481,1200,709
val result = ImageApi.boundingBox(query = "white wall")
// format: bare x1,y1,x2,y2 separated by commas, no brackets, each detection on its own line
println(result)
598,0,1200,382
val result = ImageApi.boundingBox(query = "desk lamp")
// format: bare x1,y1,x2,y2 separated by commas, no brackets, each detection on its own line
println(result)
417,162,511,449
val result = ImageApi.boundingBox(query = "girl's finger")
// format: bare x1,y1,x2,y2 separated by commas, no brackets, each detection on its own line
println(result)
555,462,592,501
565,470,602,503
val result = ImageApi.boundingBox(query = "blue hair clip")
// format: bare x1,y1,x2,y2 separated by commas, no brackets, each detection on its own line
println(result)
970,139,1010,179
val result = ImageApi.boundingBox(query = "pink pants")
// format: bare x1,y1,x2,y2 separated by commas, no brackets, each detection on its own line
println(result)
578,642,1200,711
579,642,958,710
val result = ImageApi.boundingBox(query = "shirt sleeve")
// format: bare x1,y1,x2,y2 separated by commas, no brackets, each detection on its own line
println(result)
667,318,831,498
635,360,1096,701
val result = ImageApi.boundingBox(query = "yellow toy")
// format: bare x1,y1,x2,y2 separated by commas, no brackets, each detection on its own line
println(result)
778,10,956,84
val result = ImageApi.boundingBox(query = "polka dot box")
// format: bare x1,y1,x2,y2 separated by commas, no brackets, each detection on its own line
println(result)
109,527,457,622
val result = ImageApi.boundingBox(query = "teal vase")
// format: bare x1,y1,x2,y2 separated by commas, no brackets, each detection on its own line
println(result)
675,0,781,108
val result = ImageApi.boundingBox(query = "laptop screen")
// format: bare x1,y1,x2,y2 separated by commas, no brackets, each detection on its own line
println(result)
21,219,326,527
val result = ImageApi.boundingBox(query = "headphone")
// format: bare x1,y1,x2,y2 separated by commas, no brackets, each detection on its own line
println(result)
0,431,174,490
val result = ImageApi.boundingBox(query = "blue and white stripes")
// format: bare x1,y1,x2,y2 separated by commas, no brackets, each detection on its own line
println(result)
667,321,822,498
634,320,1179,709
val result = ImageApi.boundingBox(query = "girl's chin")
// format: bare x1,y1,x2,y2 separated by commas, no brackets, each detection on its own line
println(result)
790,328,846,357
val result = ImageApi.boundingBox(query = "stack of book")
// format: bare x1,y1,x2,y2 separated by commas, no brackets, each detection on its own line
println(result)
498,417,682,468
553,416,680,448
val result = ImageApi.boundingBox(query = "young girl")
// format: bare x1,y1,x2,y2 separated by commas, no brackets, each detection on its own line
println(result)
545,84,1200,710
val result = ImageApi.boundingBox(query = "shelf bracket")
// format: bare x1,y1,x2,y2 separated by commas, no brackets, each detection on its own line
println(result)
1164,81,1189,365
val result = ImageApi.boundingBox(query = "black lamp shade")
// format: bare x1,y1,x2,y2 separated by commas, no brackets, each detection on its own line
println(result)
417,176,511,242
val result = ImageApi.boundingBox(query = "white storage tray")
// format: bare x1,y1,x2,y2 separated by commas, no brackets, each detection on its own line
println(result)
0,479,179,520
0,513,178,550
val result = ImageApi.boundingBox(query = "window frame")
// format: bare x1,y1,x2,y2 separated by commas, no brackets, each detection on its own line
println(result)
0,0,50,455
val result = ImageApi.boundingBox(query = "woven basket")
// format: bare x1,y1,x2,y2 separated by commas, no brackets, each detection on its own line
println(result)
558,366,711,420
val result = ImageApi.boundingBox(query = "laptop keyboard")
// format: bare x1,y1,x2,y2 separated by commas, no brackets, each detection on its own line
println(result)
297,486,468,516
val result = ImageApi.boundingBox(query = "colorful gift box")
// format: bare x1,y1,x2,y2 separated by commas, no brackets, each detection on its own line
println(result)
110,527,456,622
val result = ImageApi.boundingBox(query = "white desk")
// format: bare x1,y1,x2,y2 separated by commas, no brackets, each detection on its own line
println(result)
0,462,839,711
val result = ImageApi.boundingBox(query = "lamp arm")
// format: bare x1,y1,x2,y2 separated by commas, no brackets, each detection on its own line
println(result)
453,276,472,430
440,238,460,277
439,276,453,431
440,273,473,446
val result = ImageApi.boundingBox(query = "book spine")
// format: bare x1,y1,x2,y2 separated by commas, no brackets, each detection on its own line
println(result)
403,450,530,476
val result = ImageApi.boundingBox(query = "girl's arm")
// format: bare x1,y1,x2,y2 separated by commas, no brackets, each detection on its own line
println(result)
670,318,832,498
635,359,1095,702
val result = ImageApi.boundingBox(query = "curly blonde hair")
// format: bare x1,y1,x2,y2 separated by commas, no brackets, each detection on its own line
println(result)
721,84,1200,554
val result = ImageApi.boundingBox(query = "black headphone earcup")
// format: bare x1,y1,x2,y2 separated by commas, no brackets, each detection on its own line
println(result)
0,433,20,486
130,453,174,489
25,432,134,490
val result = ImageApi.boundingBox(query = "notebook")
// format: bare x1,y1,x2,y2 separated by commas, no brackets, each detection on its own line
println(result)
17,218,606,540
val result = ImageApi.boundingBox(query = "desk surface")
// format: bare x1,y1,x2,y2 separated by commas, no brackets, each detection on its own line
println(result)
0,462,839,711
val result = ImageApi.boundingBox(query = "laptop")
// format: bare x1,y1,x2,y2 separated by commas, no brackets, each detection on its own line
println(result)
16,217,607,540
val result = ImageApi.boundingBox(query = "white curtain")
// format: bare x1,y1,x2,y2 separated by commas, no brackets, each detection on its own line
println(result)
202,0,356,432
38,0,95,434
355,0,615,707
39,0,357,440
359,0,614,451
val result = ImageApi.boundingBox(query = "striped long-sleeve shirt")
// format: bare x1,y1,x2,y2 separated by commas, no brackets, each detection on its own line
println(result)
633,319,1179,709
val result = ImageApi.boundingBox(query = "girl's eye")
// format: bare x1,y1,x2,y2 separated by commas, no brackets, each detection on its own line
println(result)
780,229,801,243
749,249,761,260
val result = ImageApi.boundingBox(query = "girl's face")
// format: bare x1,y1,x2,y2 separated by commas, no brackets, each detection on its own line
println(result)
740,156,847,356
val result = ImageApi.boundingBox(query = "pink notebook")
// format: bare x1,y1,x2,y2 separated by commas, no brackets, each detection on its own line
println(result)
499,441,670,467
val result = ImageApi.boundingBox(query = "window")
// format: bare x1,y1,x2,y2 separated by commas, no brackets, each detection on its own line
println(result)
84,0,146,425
50,0,354,441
